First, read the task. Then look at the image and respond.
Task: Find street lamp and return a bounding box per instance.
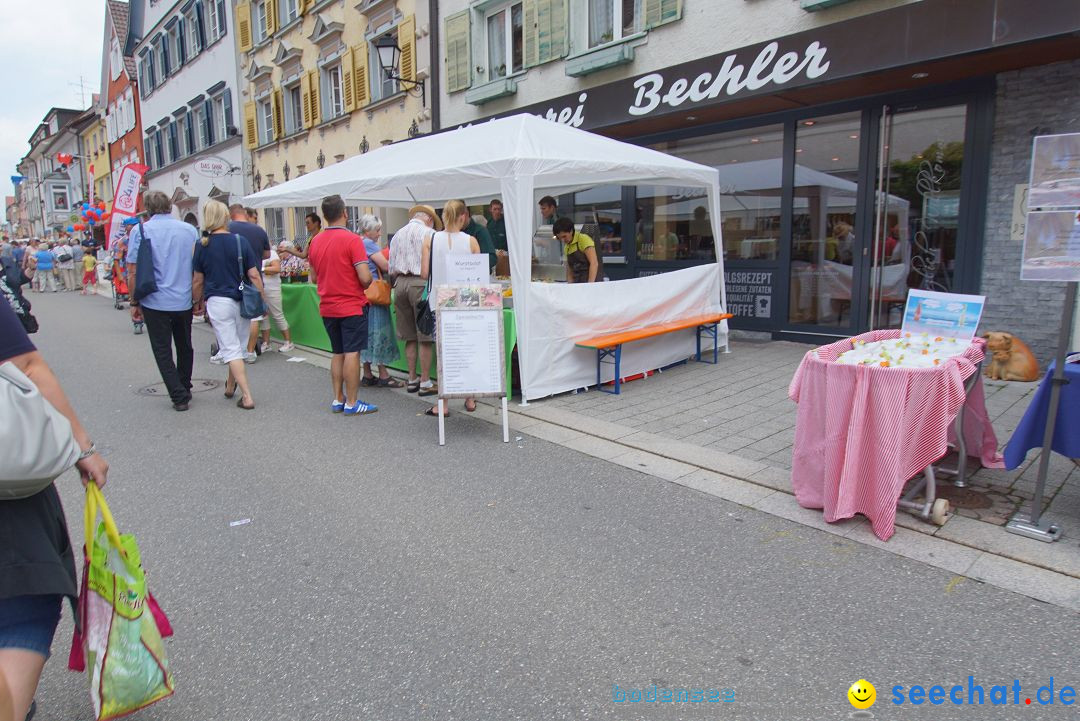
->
[374,34,426,107]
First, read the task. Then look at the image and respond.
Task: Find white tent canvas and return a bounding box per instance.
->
[245,114,729,401]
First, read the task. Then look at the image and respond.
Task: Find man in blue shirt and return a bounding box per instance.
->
[228,204,271,362]
[126,191,199,411]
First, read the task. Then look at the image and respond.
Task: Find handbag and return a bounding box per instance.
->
[131,220,159,302]
[57,252,73,263]
[415,274,435,337]
[0,360,80,499]
[69,483,175,720]
[364,265,391,306]
[236,235,267,319]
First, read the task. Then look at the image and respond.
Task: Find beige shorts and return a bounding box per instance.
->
[393,275,431,342]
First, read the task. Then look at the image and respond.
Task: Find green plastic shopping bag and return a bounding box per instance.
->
[68,483,175,720]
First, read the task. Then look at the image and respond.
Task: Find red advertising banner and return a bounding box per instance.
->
[105,163,148,249]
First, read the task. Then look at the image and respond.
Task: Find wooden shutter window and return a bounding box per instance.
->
[243,101,257,149]
[237,2,253,52]
[300,72,312,128]
[353,45,369,108]
[265,0,279,37]
[272,89,284,139]
[528,0,566,67]
[444,11,471,93]
[644,0,681,29]
[342,46,356,112]
[307,70,321,126]
[398,14,416,83]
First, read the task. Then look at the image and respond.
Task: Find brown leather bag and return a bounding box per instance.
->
[364,266,391,306]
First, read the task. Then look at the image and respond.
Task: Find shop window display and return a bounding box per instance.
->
[570,185,622,257]
[650,124,783,262]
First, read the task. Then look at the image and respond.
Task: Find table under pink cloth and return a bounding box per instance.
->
[788,330,1004,540]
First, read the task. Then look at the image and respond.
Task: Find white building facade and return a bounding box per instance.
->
[134,0,244,223]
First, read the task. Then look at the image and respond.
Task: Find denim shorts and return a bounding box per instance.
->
[0,595,64,658]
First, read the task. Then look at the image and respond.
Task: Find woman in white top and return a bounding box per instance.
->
[420,199,482,416]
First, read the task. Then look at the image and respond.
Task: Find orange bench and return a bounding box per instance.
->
[575,313,733,394]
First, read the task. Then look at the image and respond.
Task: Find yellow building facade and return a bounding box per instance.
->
[81,115,113,204]
[236,0,432,243]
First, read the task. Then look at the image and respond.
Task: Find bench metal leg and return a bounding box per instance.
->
[596,345,623,395]
[696,323,720,364]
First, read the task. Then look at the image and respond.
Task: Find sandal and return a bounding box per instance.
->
[361,376,378,387]
[377,377,405,388]
[417,385,438,397]
[406,380,420,393]
[424,406,449,417]
[224,379,236,399]
[237,397,255,410]
[464,399,477,412]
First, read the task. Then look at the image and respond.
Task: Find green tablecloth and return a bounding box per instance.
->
[275,282,517,389]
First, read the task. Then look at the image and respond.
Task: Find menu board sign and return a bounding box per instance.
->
[435,286,506,398]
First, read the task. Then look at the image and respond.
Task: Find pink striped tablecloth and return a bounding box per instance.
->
[788,330,1004,540]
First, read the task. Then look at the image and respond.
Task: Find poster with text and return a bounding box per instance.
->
[901,289,985,343]
[436,308,505,397]
[1028,133,1080,210]
[1021,210,1080,282]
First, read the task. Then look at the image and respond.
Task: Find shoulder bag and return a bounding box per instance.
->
[364,264,391,306]
[0,361,80,499]
[236,235,267,319]
[132,220,159,302]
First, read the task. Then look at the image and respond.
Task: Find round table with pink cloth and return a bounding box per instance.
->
[788,330,1004,540]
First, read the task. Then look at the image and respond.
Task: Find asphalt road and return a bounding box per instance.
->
[24,289,1080,721]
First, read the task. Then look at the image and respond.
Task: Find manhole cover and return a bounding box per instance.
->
[136,378,221,397]
[935,485,994,510]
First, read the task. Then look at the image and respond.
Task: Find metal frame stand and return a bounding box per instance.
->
[695,322,721,365]
[1006,281,1076,543]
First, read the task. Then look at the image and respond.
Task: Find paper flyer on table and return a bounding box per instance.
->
[900,289,985,343]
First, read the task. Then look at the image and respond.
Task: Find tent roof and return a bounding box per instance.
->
[244,113,719,208]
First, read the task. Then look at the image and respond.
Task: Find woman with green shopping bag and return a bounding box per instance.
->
[0,299,109,721]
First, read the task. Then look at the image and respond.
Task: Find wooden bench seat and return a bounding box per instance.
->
[575,312,733,394]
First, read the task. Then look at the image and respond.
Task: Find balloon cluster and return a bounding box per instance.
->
[67,201,111,234]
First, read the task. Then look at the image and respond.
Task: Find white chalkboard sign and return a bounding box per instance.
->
[436,307,505,398]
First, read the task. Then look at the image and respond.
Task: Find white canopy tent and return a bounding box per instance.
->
[244,114,729,401]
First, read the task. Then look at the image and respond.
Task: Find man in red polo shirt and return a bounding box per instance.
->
[307,194,377,415]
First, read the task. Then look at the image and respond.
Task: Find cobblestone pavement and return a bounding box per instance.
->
[537,337,1080,541]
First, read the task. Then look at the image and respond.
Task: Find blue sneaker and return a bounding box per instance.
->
[330,399,345,413]
[344,400,378,415]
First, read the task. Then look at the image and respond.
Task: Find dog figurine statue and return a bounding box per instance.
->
[982,331,1040,382]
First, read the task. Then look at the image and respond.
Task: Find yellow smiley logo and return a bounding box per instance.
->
[848,679,876,709]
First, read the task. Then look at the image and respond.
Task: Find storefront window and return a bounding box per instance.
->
[650,124,783,262]
[634,186,714,262]
[788,111,862,326]
[571,185,622,256]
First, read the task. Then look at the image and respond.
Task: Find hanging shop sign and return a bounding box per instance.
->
[192,156,232,178]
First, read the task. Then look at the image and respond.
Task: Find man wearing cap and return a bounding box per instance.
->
[387,204,442,395]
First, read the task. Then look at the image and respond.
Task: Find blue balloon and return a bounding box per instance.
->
[66,225,75,232]
[88,219,95,226]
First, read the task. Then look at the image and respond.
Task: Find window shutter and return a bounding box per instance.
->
[177,19,187,65]
[342,48,356,111]
[237,2,253,51]
[204,98,215,144]
[244,101,258,148]
[265,0,278,36]
[272,89,284,138]
[307,69,321,126]
[398,14,416,83]
[644,0,681,29]
[525,0,566,67]
[353,44,369,108]
[444,11,471,93]
[223,88,234,134]
[300,71,312,128]
[195,2,207,49]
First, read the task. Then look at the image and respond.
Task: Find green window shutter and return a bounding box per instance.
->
[644,0,681,29]
[524,0,567,68]
[444,11,471,93]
